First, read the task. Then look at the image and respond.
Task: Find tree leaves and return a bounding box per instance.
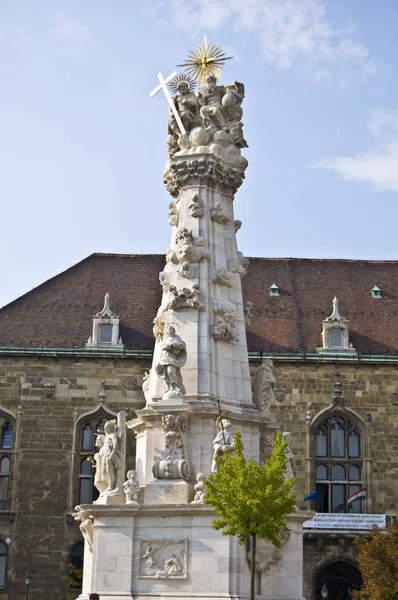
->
[204,431,296,548]
[353,524,398,600]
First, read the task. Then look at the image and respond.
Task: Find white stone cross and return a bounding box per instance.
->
[150,71,187,137]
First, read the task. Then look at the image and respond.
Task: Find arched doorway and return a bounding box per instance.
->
[315,560,362,600]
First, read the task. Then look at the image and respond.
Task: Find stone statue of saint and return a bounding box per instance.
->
[155,325,187,399]
[93,434,107,494]
[94,412,126,502]
[198,74,228,129]
[123,470,140,504]
[282,432,294,481]
[211,419,235,472]
[252,358,278,417]
[169,81,202,136]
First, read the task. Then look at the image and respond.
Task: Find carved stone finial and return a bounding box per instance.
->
[96,292,117,318]
[326,297,348,323]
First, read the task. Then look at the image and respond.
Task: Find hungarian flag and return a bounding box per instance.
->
[348,488,366,504]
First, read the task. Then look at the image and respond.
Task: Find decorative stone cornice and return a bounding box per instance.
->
[163,156,245,197]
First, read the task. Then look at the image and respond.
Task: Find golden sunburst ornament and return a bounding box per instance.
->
[169,72,197,95]
[178,36,233,85]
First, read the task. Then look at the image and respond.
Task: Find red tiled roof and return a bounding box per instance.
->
[0,253,397,354]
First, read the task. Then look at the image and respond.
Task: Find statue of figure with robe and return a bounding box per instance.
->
[198,74,228,129]
[155,325,187,399]
[94,412,126,502]
[169,80,202,136]
[211,419,235,472]
[252,358,278,418]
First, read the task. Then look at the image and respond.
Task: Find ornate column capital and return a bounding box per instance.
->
[164,156,246,197]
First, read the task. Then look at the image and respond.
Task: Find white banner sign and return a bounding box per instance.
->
[303,513,386,530]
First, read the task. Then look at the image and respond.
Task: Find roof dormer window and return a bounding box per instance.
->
[317,297,356,355]
[85,293,124,350]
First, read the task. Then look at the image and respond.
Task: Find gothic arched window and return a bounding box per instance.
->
[78,416,111,505]
[0,417,14,507]
[315,414,363,513]
[1,424,12,450]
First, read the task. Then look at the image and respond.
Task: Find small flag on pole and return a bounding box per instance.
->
[303,490,320,501]
[348,488,366,505]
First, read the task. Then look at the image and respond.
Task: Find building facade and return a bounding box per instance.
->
[0,253,396,600]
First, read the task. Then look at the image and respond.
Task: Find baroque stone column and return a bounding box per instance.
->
[129,75,271,496]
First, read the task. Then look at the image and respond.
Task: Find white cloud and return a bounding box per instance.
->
[51,11,90,57]
[314,109,398,192]
[164,0,388,85]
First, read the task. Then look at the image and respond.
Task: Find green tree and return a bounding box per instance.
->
[352,523,398,600]
[204,430,296,600]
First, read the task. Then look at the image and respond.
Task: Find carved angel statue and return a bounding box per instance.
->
[188,194,203,217]
[252,359,279,417]
[93,434,107,494]
[94,412,126,501]
[77,509,94,552]
[123,469,140,504]
[211,419,235,472]
[191,472,206,504]
[155,325,187,399]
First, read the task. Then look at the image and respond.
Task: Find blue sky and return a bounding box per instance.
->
[1,0,398,307]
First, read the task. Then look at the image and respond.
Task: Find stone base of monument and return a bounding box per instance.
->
[94,493,125,506]
[75,503,310,600]
[144,480,192,504]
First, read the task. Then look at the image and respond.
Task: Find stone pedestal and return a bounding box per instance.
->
[76,505,310,600]
[144,480,192,504]
[94,493,125,506]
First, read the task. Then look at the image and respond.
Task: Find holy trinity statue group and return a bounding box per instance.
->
[167,74,247,159]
